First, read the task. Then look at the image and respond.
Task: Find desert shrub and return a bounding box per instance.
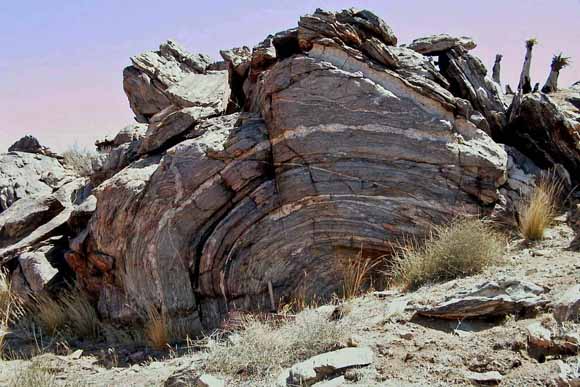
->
[391,217,505,290]
[203,309,350,381]
[518,174,564,240]
[61,145,100,177]
[340,250,384,299]
[30,290,99,339]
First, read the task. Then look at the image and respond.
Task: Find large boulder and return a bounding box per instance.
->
[123,40,230,123]
[0,152,72,212]
[8,135,59,158]
[71,9,508,330]
[503,89,580,184]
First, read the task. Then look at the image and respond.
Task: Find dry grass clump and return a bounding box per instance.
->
[1,271,24,352]
[391,217,505,290]
[518,174,564,241]
[31,290,99,339]
[203,309,350,381]
[144,307,170,349]
[340,249,384,300]
[61,145,100,177]
[8,361,58,387]
[7,357,87,387]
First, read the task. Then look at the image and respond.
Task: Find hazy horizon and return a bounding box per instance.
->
[1,0,579,152]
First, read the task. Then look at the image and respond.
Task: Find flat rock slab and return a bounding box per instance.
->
[407,34,476,56]
[464,370,503,385]
[164,369,224,387]
[416,280,548,319]
[279,347,373,386]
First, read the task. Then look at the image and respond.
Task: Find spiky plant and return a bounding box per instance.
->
[526,38,538,48]
[542,53,571,94]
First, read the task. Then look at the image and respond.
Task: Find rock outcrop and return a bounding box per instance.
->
[123,40,229,123]
[61,8,512,331]
[407,34,476,56]
[6,8,576,338]
[8,135,59,158]
[438,48,507,137]
[0,151,73,212]
[503,88,580,183]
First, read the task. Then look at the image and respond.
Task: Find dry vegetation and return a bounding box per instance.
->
[340,250,384,300]
[0,271,24,353]
[390,217,505,290]
[203,309,350,382]
[518,174,564,240]
[61,145,100,177]
[8,361,59,387]
[144,307,170,350]
[30,290,100,339]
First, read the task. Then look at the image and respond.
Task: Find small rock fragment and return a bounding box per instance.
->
[552,284,580,322]
[464,370,503,385]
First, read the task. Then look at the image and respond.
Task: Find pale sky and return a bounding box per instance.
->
[1,0,579,152]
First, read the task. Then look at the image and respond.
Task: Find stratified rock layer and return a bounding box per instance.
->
[65,9,510,331]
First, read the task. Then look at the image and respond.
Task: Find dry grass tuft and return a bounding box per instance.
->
[391,217,505,290]
[7,358,87,387]
[340,250,384,300]
[8,362,59,387]
[203,309,350,381]
[518,174,564,241]
[31,290,99,339]
[61,145,100,177]
[1,271,24,353]
[145,307,170,350]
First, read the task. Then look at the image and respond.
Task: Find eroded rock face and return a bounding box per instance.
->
[71,8,510,331]
[439,48,507,137]
[0,152,72,212]
[75,113,270,328]
[123,40,229,123]
[503,89,580,183]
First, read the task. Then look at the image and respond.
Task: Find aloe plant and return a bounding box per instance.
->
[517,38,538,94]
[541,53,571,93]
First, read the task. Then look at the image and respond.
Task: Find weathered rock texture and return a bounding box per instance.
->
[123,40,229,123]
[8,8,575,335]
[407,34,476,56]
[0,151,72,212]
[59,8,513,331]
[416,280,548,319]
[504,88,580,183]
[438,48,507,137]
